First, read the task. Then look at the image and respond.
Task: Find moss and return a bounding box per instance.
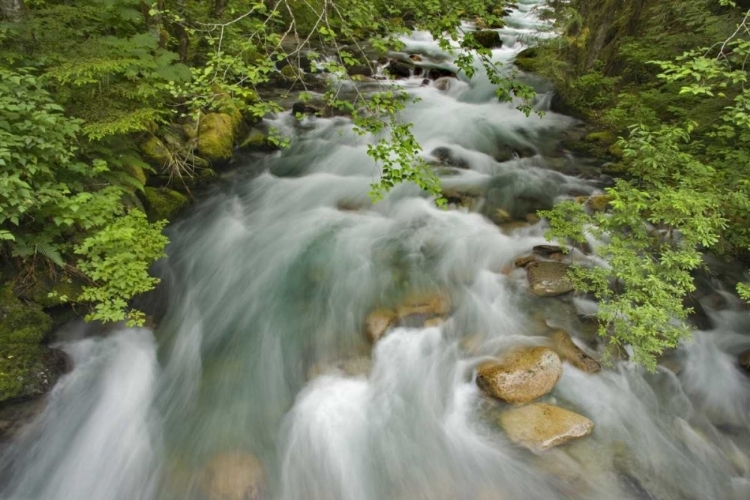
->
[471,30,502,49]
[0,344,65,403]
[16,278,83,309]
[142,187,190,222]
[197,113,236,165]
[514,57,537,72]
[0,287,52,345]
[280,64,302,81]
[125,164,148,186]
[585,131,617,143]
[141,135,171,169]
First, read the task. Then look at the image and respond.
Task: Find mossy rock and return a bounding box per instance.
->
[16,277,83,309]
[0,287,52,345]
[470,30,503,49]
[141,135,171,169]
[280,64,302,81]
[585,131,617,144]
[197,113,236,166]
[142,187,190,222]
[125,164,149,186]
[514,57,537,72]
[0,344,67,404]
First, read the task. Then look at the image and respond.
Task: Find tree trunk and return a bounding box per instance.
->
[0,0,26,22]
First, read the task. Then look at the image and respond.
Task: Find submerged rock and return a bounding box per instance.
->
[527,262,574,297]
[364,291,451,343]
[551,330,600,373]
[200,451,265,500]
[307,356,372,380]
[739,350,750,372]
[498,403,594,451]
[365,308,397,343]
[476,346,563,404]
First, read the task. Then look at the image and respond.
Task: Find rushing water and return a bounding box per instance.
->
[3,1,750,499]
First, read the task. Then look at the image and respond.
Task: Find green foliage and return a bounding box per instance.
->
[75,210,168,326]
[541,3,750,368]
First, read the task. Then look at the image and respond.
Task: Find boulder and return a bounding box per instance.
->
[141,187,190,222]
[291,102,320,117]
[551,330,600,373]
[427,67,456,80]
[532,245,565,256]
[200,452,265,500]
[396,291,451,319]
[0,287,66,404]
[141,135,171,169]
[365,308,397,343]
[240,130,279,153]
[470,30,503,49]
[575,194,611,213]
[197,113,238,166]
[498,403,594,451]
[0,345,68,404]
[430,147,469,169]
[348,64,373,78]
[476,346,563,404]
[527,262,574,297]
[739,350,750,372]
[514,255,537,268]
[386,60,413,79]
[365,291,451,342]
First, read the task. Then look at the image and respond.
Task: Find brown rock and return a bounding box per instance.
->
[396,291,451,319]
[525,213,541,224]
[424,317,445,328]
[551,330,600,373]
[514,255,537,268]
[739,350,750,372]
[476,347,563,404]
[365,308,397,343]
[533,245,565,256]
[498,403,594,451]
[200,452,265,500]
[527,262,574,297]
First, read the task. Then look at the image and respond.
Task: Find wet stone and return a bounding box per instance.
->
[527,262,574,297]
[498,403,594,451]
[551,330,600,373]
[476,346,563,404]
[200,452,265,500]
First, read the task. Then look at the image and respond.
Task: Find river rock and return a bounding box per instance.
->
[476,346,563,404]
[307,356,372,380]
[430,147,469,169]
[365,308,396,343]
[527,262,574,297]
[498,403,594,451]
[533,245,565,256]
[514,255,537,268]
[200,451,265,500]
[469,30,503,49]
[396,291,451,319]
[739,350,750,372]
[551,330,600,373]
[198,112,240,166]
[386,60,413,79]
[427,67,456,80]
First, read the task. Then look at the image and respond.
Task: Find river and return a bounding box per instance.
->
[1,1,749,499]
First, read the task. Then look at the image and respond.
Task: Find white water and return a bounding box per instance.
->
[2,2,750,499]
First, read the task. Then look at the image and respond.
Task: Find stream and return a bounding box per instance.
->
[2,1,750,499]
